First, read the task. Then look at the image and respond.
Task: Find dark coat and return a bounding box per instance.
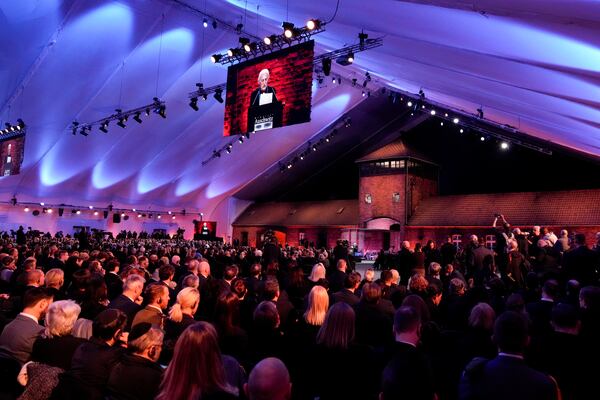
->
[109,295,142,331]
[382,342,436,400]
[31,335,87,370]
[0,314,44,365]
[106,353,163,400]
[331,288,359,306]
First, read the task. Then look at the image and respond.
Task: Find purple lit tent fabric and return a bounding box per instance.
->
[0,0,598,232]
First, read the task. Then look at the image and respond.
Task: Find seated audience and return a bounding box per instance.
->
[131,283,169,329]
[109,274,145,330]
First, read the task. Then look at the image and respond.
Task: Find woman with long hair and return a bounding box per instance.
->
[307,263,328,290]
[214,292,249,365]
[156,322,238,400]
[79,276,109,320]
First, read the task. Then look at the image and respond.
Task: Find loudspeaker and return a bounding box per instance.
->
[58,208,64,217]
[113,213,121,223]
[103,211,108,219]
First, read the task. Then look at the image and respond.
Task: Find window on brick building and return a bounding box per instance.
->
[299,232,306,243]
[451,234,462,248]
[485,234,496,250]
[392,192,400,203]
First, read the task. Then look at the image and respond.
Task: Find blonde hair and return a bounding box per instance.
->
[308,263,326,282]
[169,287,200,322]
[304,285,329,326]
[45,300,81,338]
[45,268,64,288]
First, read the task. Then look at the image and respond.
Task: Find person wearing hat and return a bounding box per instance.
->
[107,322,165,400]
[55,309,127,400]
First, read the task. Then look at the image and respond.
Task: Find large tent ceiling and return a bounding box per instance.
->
[1,0,598,218]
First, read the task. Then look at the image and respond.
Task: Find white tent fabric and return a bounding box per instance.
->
[1,0,599,224]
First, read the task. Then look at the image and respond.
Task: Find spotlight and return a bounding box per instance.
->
[300,154,304,160]
[157,215,162,219]
[47,208,53,214]
[306,19,321,30]
[239,37,250,48]
[138,214,142,218]
[172,216,176,220]
[80,125,91,136]
[24,207,29,212]
[238,136,244,144]
[287,162,292,169]
[213,150,221,158]
[158,104,166,118]
[201,93,208,101]
[244,132,251,140]
[76,210,81,215]
[168,211,172,215]
[282,22,294,38]
[100,121,109,133]
[212,19,217,29]
[419,89,425,100]
[453,118,460,124]
[477,107,484,119]
[312,145,318,152]
[108,203,113,211]
[358,31,368,48]
[94,211,99,216]
[460,129,464,133]
[430,110,436,116]
[407,101,413,107]
[132,208,136,212]
[189,97,199,111]
[362,91,366,97]
[351,78,357,87]
[17,119,25,130]
[203,18,208,28]
[182,209,186,216]
[71,121,79,136]
[225,144,232,154]
[145,108,151,116]
[227,48,234,57]
[32,210,40,216]
[121,213,126,217]
[332,77,336,84]
[214,88,224,103]
[264,34,277,45]
[344,117,352,128]
[480,136,485,141]
[40,202,45,206]
[325,136,330,142]
[236,23,244,34]
[133,112,143,123]
[321,58,332,76]
[500,142,509,150]
[244,42,256,52]
[210,54,222,63]
[440,122,444,126]
[347,52,354,63]
[10,196,16,206]
[117,117,126,129]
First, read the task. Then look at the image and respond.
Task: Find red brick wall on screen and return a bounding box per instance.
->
[224,42,313,136]
[0,136,25,176]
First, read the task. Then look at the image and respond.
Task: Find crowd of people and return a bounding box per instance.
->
[0,221,598,399]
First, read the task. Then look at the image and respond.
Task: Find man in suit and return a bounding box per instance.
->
[563,233,599,286]
[104,260,123,301]
[109,274,145,330]
[353,283,394,348]
[381,306,436,400]
[157,264,176,306]
[245,357,291,400]
[132,284,168,329]
[250,68,279,108]
[526,279,559,338]
[0,287,52,365]
[328,259,348,293]
[264,279,295,332]
[459,311,558,400]
[331,271,360,306]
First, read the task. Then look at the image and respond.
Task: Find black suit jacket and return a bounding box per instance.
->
[328,270,347,293]
[459,355,557,400]
[382,342,436,400]
[31,335,87,370]
[106,353,163,400]
[105,273,123,301]
[563,246,599,285]
[331,288,359,306]
[109,294,141,330]
[250,86,278,107]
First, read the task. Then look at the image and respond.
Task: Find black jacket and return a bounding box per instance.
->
[106,353,163,400]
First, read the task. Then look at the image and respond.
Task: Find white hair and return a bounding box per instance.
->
[308,263,326,282]
[123,274,146,291]
[258,68,270,82]
[198,260,210,277]
[45,300,81,338]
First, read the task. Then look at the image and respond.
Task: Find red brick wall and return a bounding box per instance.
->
[224,42,314,136]
[0,136,25,176]
[359,175,406,224]
[407,175,438,219]
[232,226,346,249]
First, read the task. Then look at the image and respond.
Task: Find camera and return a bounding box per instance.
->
[494,213,501,218]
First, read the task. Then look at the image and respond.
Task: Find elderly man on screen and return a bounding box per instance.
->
[250,68,279,107]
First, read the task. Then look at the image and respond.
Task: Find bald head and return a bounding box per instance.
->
[246,358,291,400]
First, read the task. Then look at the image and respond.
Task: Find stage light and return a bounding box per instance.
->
[236,23,244,34]
[480,136,485,141]
[81,125,91,136]
[362,91,366,97]
[94,211,99,216]
[32,210,40,216]
[440,122,444,126]
[287,162,292,169]
[168,211,172,215]
[40,202,45,206]
[332,77,336,84]
[430,110,436,116]
[244,42,256,52]
[172,216,176,220]
[351,78,357,87]
[244,132,251,140]
[100,121,109,133]
[358,31,368,48]
[47,208,53,214]
[133,112,142,123]
[117,117,126,128]
[145,108,151,116]
[157,104,166,118]
[325,136,330,142]
[419,89,425,100]
[225,144,232,154]
[71,121,79,136]
[407,101,413,107]
[214,88,224,103]
[24,207,29,212]
[76,210,81,215]
[300,154,304,160]
[239,37,250,48]
[138,214,142,218]
[264,34,277,45]
[17,119,25,130]
[477,107,484,119]
[121,213,125,217]
[312,145,317,152]
[238,136,244,144]
[203,18,208,28]
[453,118,460,124]
[306,19,321,30]
[189,97,199,111]
[347,52,354,63]
[344,117,352,128]
[213,150,221,158]
[460,129,464,133]
[157,215,162,219]
[282,22,294,38]
[500,142,509,150]
[363,72,371,87]
[227,48,234,57]
[132,208,136,212]
[210,54,222,63]
[201,93,208,101]
[321,58,332,76]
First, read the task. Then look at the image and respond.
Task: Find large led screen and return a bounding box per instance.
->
[223,40,314,136]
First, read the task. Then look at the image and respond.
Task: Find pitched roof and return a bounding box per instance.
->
[408,189,600,227]
[356,140,434,164]
[233,200,358,227]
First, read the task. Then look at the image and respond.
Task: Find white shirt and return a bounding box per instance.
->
[19,312,38,324]
[498,352,524,360]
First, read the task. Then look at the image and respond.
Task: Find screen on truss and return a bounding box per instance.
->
[0,134,25,177]
[223,40,314,136]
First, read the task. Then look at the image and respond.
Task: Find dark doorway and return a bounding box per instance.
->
[317,230,327,248]
[383,231,391,251]
[241,231,249,246]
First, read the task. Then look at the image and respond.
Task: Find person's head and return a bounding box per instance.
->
[223,265,238,282]
[468,302,496,332]
[361,282,382,304]
[250,263,262,277]
[316,302,355,350]
[513,227,522,236]
[45,300,81,338]
[159,265,175,281]
[157,322,230,400]
[245,357,291,400]
[308,263,326,282]
[1,256,15,270]
[263,278,280,301]
[469,234,478,245]
[381,270,394,285]
[493,311,529,354]
[533,225,541,235]
[106,259,120,273]
[145,283,170,310]
[128,322,164,362]
[560,229,568,238]
[86,276,108,304]
[258,68,270,91]
[579,285,600,310]
[92,309,127,344]
[183,274,200,289]
[58,250,69,262]
[169,287,200,322]
[551,303,580,335]
[364,268,375,282]
[26,269,45,287]
[215,292,241,332]
[336,259,347,272]
[401,294,430,323]
[304,285,329,326]
[505,293,526,313]
[45,268,64,289]
[449,278,466,296]
[409,274,429,294]
[170,255,180,266]
[344,271,361,291]
[23,257,36,271]
[253,301,280,331]
[231,278,247,298]
[123,274,145,298]
[393,306,421,344]
[575,233,587,246]
[198,260,210,277]
[541,279,560,301]
[401,241,410,250]
[428,262,441,276]
[23,287,53,319]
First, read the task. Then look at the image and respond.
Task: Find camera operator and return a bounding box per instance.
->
[492,214,512,272]
[512,228,529,258]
